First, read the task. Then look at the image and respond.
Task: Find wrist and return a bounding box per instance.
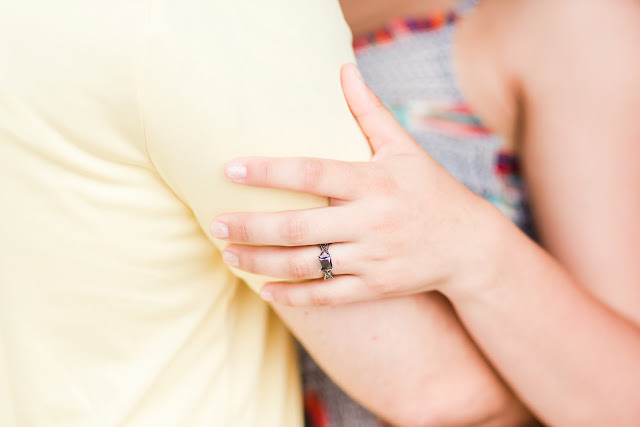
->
[443,196,527,304]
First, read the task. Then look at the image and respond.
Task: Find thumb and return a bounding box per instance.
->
[341,63,417,156]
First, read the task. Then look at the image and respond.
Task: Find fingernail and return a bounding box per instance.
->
[260,289,274,302]
[350,64,364,83]
[225,163,247,181]
[210,221,229,238]
[222,250,239,267]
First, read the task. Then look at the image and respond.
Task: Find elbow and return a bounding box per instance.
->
[380,374,534,427]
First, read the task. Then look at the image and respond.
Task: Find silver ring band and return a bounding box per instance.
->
[318,244,334,280]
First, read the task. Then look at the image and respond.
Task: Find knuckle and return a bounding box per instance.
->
[301,158,324,192]
[281,214,309,244]
[369,275,396,296]
[358,97,386,121]
[308,288,332,307]
[257,158,273,184]
[364,244,392,263]
[239,250,258,274]
[367,171,399,196]
[287,256,311,280]
[370,210,402,234]
[342,164,364,198]
[236,220,251,243]
[273,288,294,307]
[371,97,387,113]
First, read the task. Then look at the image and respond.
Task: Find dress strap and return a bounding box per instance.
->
[455,0,482,17]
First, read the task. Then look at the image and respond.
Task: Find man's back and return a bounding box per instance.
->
[0,1,370,425]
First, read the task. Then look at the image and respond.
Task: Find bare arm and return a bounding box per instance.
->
[141,1,529,423]
[211,1,640,424]
[276,294,528,426]
[221,66,532,426]
[446,0,640,424]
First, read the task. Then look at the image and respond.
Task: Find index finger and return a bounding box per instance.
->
[224,156,364,200]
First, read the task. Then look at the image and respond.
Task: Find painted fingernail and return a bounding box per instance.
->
[222,250,239,267]
[260,288,274,302]
[210,221,229,238]
[225,162,247,181]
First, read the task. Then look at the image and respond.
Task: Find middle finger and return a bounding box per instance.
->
[212,206,357,246]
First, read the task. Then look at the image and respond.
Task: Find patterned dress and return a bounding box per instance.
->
[302,0,533,425]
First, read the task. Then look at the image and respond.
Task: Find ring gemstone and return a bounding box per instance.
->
[318,244,334,280]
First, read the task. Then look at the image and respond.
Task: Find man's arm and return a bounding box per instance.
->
[138,1,527,424]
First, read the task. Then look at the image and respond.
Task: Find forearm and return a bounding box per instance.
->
[274,293,532,426]
[448,216,640,426]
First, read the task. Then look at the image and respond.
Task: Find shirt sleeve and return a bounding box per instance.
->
[138,0,372,292]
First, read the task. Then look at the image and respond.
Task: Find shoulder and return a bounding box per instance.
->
[505,0,640,101]
[506,0,640,52]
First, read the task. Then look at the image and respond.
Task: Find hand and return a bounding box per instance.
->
[210,64,499,306]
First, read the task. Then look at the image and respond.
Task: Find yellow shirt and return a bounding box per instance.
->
[0,1,370,426]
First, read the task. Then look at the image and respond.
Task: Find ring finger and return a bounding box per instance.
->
[222,243,361,281]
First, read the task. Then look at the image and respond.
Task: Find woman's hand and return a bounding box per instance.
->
[211,64,500,306]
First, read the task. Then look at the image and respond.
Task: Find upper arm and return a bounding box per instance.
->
[138,0,371,292]
[136,3,521,424]
[515,0,640,322]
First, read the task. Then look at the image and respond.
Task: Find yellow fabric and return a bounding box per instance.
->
[0,1,371,426]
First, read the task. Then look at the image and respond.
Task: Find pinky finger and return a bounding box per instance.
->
[259,276,377,307]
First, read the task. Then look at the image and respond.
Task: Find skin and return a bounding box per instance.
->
[230,66,532,427]
[339,0,459,35]
[213,0,640,425]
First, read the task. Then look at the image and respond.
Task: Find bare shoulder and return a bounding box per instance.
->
[507,0,640,100]
[509,0,640,54]
[504,0,640,321]
[455,0,640,147]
